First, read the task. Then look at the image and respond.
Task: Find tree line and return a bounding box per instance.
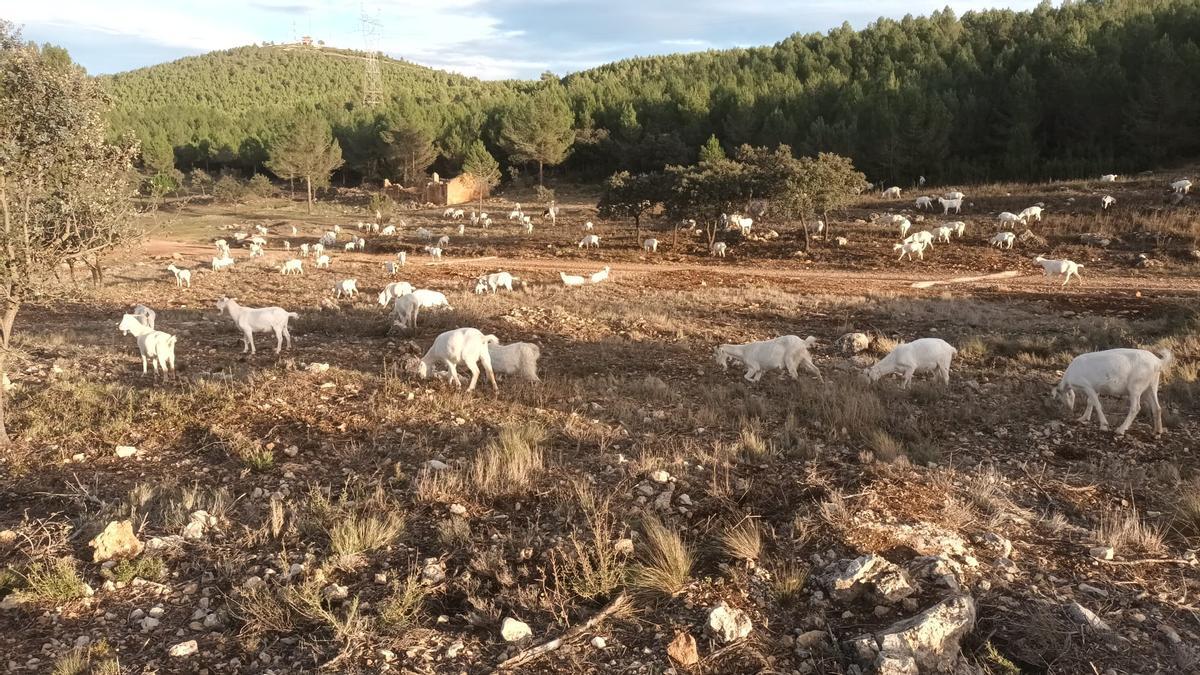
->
[103,0,1200,189]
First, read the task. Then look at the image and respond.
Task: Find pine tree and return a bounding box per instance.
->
[381,120,438,186]
[698,135,725,163]
[499,85,576,186]
[266,115,344,212]
[460,140,500,211]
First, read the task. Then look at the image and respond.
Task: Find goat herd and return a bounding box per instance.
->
[112,181,1180,437]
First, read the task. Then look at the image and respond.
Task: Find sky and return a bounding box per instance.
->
[6,0,1046,80]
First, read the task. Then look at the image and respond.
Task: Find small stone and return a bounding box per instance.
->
[378,648,396,662]
[203,612,222,629]
[1089,546,1114,561]
[115,445,138,458]
[424,460,450,471]
[243,576,265,590]
[501,617,532,642]
[446,640,464,658]
[706,602,753,644]
[374,572,388,585]
[614,539,634,555]
[1066,602,1110,632]
[322,584,348,602]
[668,631,699,666]
[129,608,145,621]
[650,470,671,483]
[140,617,160,632]
[796,630,826,649]
[148,606,165,619]
[168,640,198,657]
[1159,624,1182,644]
[89,521,143,562]
[284,445,299,457]
[421,559,445,584]
[449,503,467,516]
[591,636,607,649]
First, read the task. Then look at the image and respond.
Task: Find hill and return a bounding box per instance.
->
[102,0,1200,183]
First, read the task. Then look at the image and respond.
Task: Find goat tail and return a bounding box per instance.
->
[1157,348,1175,370]
[483,334,500,346]
[167,336,178,349]
[288,312,300,320]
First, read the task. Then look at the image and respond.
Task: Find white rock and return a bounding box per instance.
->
[501,617,532,642]
[705,602,753,644]
[323,584,349,602]
[1066,602,1110,632]
[168,640,198,657]
[115,445,138,458]
[421,559,446,584]
[446,640,464,658]
[148,606,165,618]
[1089,546,1114,561]
[140,617,160,632]
[591,636,607,649]
[449,503,467,515]
[650,470,671,483]
[847,595,976,672]
[424,460,450,471]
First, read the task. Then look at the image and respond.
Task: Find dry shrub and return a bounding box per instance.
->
[1175,479,1200,536]
[718,518,763,563]
[771,560,809,603]
[1095,507,1166,555]
[810,376,885,439]
[818,491,853,533]
[231,586,296,641]
[327,510,405,557]
[629,516,693,597]
[867,429,904,462]
[471,423,547,497]
[551,483,628,602]
[378,571,426,633]
[15,556,86,604]
[739,426,775,460]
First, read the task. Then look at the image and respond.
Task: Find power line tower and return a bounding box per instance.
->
[360,4,383,107]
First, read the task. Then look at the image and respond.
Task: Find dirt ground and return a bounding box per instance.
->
[1,174,1199,674]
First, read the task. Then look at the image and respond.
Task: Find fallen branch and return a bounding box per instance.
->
[492,592,629,672]
[1095,557,1194,566]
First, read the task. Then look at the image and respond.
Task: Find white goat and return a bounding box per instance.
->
[894,240,928,261]
[417,328,498,392]
[947,221,967,237]
[643,238,659,253]
[713,335,821,383]
[1099,174,1117,182]
[943,191,965,200]
[118,313,176,379]
[396,251,407,265]
[933,226,953,243]
[897,218,912,239]
[333,279,359,298]
[383,262,400,275]
[904,230,934,248]
[416,227,433,240]
[320,232,337,246]
[487,341,541,382]
[437,235,450,247]
[211,256,234,271]
[1171,179,1192,194]
[589,266,611,284]
[443,207,455,217]
[560,272,586,287]
[215,297,298,355]
[378,281,415,306]
[299,243,311,257]
[711,242,727,257]
[1052,348,1172,436]
[938,197,962,214]
[882,186,902,199]
[1101,195,1116,209]
[131,304,156,330]
[915,196,933,210]
[425,246,443,259]
[990,232,1016,249]
[583,221,594,231]
[344,241,357,252]
[450,209,465,219]
[166,264,191,288]
[1018,205,1044,223]
[474,272,514,294]
[392,289,452,329]
[508,208,523,220]
[865,338,956,388]
[380,225,397,236]
[315,255,331,269]
[1033,256,1082,286]
[280,259,304,275]
[578,234,600,249]
[997,212,1022,228]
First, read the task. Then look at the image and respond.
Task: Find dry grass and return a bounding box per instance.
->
[51,643,119,675]
[771,560,809,603]
[718,517,763,563]
[327,510,405,557]
[15,557,87,605]
[738,426,775,460]
[867,429,904,462]
[1173,479,1200,537]
[111,556,166,584]
[552,483,628,602]
[378,571,426,633]
[470,423,547,497]
[231,586,296,641]
[1095,507,1166,555]
[629,516,693,597]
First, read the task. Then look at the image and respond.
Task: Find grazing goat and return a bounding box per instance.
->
[865,337,956,388]
[643,238,659,253]
[417,328,498,392]
[118,313,176,379]
[487,340,541,381]
[474,272,514,294]
[1171,179,1192,194]
[560,272,586,287]
[897,219,912,239]
[1033,256,1082,286]
[589,266,611,284]
[933,225,954,243]
[997,212,1022,228]
[333,279,359,299]
[882,186,902,199]
[1052,348,1172,436]
[1101,195,1116,209]
[938,197,962,214]
[894,240,928,261]
[1018,205,1044,223]
[578,234,600,249]
[437,235,450,247]
[166,264,191,288]
[344,241,357,252]
[943,191,965,200]
[299,243,310,257]
[392,289,452,329]
[711,242,727,257]
[378,281,415,306]
[1099,174,1117,182]
[211,256,234,271]
[915,196,933,210]
[990,232,1016,249]
[450,209,465,219]
[131,304,156,330]
[583,221,594,231]
[904,230,934,248]
[280,259,304,275]
[947,221,966,238]
[443,207,455,217]
[312,243,325,257]
[425,246,443,259]
[315,255,331,269]
[380,225,396,236]
[714,335,821,383]
[216,297,298,355]
[383,262,400,275]
[396,251,407,266]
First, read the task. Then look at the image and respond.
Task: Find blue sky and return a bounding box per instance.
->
[8,0,1045,79]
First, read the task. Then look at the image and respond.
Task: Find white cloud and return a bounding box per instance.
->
[8,1,260,51]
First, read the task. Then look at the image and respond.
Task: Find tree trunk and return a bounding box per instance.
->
[799,214,811,252]
[671,223,679,251]
[538,160,544,187]
[634,214,641,243]
[305,176,313,213]
[0,299,20,445]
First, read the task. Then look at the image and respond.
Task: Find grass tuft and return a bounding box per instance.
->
[470,423,547,497]
[17,557,87,605]
[378,571,426,633]
[629,516,693,597]
[718,518,763,563]
[111,556,167,584]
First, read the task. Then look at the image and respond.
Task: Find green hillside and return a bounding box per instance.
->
[101,0,1200,183]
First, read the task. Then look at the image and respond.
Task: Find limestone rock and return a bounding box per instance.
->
[114,445,138,458]
[823,554,916,604]
[501,617,532,642]
[706,602,752,644]
[89,521,143,563]
[667,631,699,666]
[168,640,198,657]
[1066,601,1110,632]
[846,595,977,673]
